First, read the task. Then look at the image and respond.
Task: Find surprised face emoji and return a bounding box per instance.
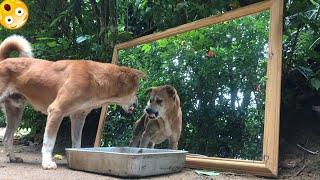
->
[0,0,29,30]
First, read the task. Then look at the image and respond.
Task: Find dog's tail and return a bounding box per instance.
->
[0,35,33,61]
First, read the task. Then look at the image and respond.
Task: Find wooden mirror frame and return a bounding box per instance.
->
[94,0,283,177]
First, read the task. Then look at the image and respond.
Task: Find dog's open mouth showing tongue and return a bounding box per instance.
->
[148,112,159,119]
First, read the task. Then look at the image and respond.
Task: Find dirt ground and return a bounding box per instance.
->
[1,127,320,180]
[0,144,265,180]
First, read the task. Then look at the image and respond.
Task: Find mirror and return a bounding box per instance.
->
[95,0,283,177]
[117,11,269,161]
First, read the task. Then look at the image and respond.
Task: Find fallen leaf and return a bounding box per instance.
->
[53,154,65,160]
[196,170,220,176]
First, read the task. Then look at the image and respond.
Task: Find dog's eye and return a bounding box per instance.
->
[156,99,162,104]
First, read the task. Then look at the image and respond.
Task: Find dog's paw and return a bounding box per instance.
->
[9,157,24,163]
[42,161,57,170]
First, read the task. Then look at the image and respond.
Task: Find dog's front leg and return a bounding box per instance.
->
[140,120,159,148]
[168,140,178,150]
[139,131,152,148]
[148,142,155,148]
[70,111,89,148]
[129,117,146,147]
[129,136,141,147]
[41,107,63,170]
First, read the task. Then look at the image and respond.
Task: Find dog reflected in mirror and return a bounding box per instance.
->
[129,85,182,149]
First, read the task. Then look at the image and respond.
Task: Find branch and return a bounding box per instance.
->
[295,164,307,176]
[89,0,101,36]
[89,0,100,18]
[297,144,319,155]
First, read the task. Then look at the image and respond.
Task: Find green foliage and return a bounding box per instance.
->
[283,0,320,90]
[0,111,5,127]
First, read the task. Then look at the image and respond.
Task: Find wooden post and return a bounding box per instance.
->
[94,105,108,147]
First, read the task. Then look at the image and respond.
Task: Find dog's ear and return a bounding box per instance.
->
[133,69,147,80]
[166,85,176,98]
[144,88,153,96]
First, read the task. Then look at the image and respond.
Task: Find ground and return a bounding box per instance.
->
[0,127,320,180]
[0,145,263,180]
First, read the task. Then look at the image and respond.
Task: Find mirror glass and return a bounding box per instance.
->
[102,11,270,161]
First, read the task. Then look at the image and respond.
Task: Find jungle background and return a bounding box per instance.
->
[0,0,320,178]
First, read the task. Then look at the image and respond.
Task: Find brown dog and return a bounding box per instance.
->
[129,85,182,149]
[0,35,146,169]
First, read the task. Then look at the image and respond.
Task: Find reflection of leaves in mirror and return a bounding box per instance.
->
[104,11,270,160]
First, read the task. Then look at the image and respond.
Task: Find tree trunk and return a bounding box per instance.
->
[108,0,117,48]
[89,0,101,38]
[100,0,106,45]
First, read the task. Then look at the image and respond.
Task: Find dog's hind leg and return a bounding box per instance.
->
[41,105,64,170]
[70,110,90,148]
[2,97,25,163]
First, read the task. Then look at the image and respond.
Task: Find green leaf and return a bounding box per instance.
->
[141,44,152,53]
[36,37,56,41]
[199,34,205,44]
[307,50,320,60]
[288,1,309,16]
[297,66,313,78]
[118,32,132,41]
[310,0,319,6]
[61,40,69,50]
[176,2,188,11]
[311,78,320,90]
[157,39,168,47]
[49,14,66,27]
[309,23,319,32]
[47,41,57,47]
[76,36,88,44]
[195,170,220,176]
[135,0,142,7]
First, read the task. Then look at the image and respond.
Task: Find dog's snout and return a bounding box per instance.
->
[145,108,153,114]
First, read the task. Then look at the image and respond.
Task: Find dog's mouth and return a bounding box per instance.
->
[147,112,159,119]
[127,105,135,114]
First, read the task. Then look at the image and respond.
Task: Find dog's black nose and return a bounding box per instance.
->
[145,108,153,114]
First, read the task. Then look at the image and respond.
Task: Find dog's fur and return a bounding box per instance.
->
[129,85,182,149]
[0,35,146,169]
